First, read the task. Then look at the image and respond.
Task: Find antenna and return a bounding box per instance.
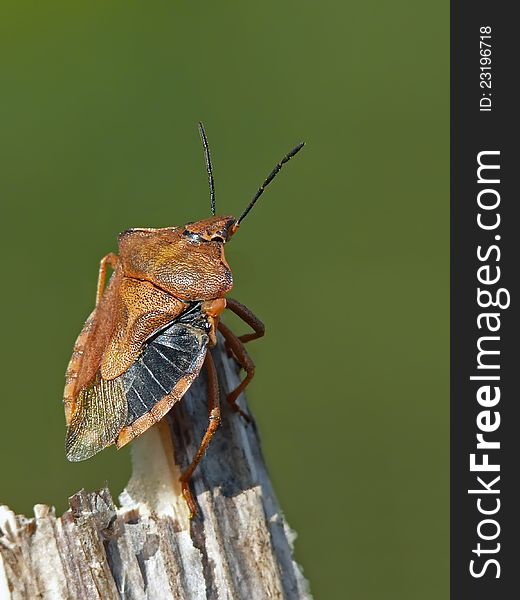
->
[198,122,216,215]
[236,141,305,226]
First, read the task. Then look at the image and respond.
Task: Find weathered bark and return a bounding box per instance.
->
[0,341,311,599]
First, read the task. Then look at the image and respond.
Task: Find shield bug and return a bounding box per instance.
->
[63,123,304,516]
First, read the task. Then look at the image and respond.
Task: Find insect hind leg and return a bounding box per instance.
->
[96,252,119,306]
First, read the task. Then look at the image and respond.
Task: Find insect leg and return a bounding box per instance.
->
[217,322,255,422]
[96,253,119,306]
[180,351,221,518]
[225,298,265,343]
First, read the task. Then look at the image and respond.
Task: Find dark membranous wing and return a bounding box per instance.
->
[120,303,210,425]
[65,303,210,461]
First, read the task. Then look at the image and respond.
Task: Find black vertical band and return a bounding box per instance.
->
[451,2,517,597]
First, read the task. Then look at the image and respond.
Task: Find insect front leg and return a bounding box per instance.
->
[217,321,255,422]
[225,298,265,344]
[96,252,119,306]
[180,351,221,518]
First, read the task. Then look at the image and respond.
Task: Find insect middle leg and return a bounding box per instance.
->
[217,321,255,422]
[180,351,221,518]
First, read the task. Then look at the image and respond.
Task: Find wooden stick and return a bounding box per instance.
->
[0,339,312,600]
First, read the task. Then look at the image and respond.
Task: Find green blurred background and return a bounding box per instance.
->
[0,1,448,598]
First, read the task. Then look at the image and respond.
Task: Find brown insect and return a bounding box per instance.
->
[63,123,304,516]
